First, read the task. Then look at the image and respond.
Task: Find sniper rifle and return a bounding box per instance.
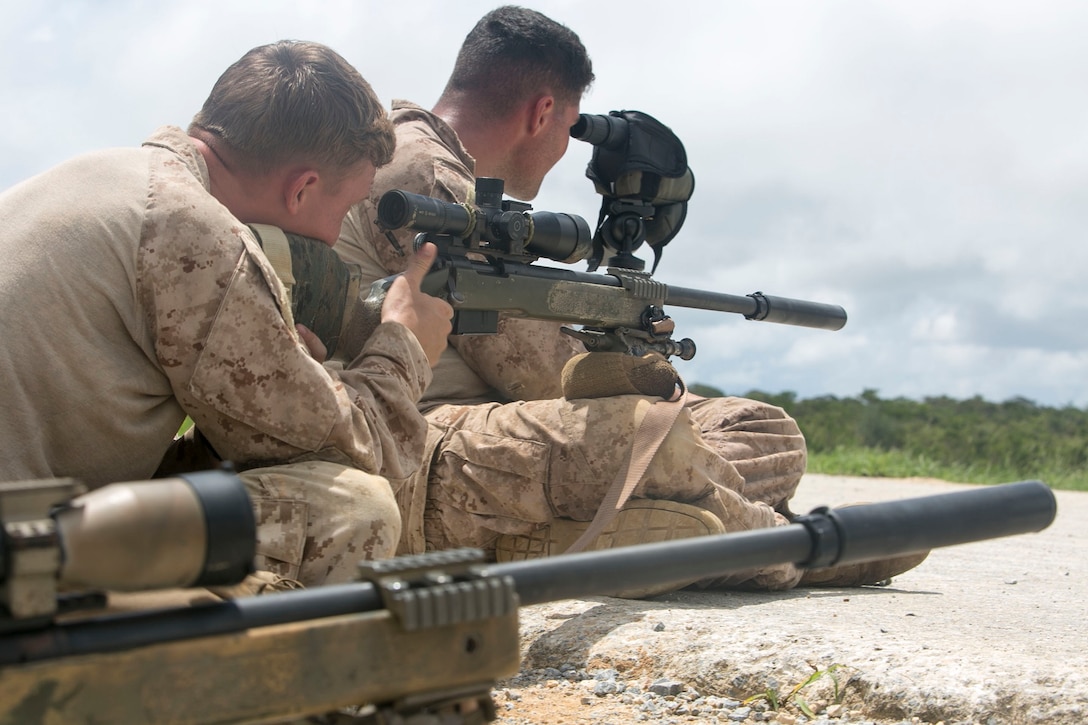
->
[367,177,847,361]
[250,110,844,362]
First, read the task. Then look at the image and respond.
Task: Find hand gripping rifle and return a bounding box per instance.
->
[0,475,1057,724]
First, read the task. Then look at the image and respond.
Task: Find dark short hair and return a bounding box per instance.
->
[443,6,594,113]
[189,40,394,175]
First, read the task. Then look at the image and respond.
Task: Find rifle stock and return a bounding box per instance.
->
[0,480,1057,724]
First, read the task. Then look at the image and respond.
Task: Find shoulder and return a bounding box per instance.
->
[377,101,475,201]
[374,144,468,200]
[141,126,208,185]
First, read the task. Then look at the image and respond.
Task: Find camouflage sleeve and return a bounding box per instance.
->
[148,215,431,481]
[338,145,474,277]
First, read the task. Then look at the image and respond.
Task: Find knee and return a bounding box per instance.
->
[696,396,804,439]
[330,468,403,562]
[240,462,402,585]
[755,400,803,438]
[301,467,401,585]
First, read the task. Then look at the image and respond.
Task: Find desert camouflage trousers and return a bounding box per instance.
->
[157,433,400,587]
[415,394,807,590]
[239,461,400,586]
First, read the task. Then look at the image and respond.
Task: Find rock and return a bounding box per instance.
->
[649,678,684,696]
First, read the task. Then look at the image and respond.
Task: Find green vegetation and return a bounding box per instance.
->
[744,663,853,717]
[689,385,1088,491]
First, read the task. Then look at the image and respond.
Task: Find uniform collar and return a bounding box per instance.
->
[141,126,211,190]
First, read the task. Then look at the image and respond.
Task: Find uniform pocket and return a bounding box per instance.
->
[439,429,553,521]
[250,497,308,580]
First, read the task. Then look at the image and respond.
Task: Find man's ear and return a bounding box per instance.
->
[283,169,321,215]
[526,94,556,138]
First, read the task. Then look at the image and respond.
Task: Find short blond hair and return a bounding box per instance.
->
[189,40,394,176]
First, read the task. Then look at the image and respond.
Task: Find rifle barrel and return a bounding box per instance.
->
[665,286,848,331]
[501,480,1054,604]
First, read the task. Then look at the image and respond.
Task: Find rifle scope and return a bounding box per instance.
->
[376,182,593,265]
[0,470,254,594]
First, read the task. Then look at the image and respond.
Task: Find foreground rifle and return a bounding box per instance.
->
[0,475,1057,724]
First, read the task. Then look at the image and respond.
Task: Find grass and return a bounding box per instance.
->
[808,446,1088,492]
[743,663,854,717]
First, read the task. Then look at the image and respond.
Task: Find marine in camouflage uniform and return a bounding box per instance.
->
[344,7,925,593]
[337,101,807,590]
[0,43,450,588]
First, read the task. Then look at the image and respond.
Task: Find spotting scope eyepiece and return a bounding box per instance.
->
[570,113,629,149]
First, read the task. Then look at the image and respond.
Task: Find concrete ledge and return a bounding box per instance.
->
[512,475,1085,724]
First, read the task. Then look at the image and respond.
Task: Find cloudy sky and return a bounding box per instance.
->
[4,1,1087,407]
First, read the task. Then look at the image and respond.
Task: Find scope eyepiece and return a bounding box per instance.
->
[570,113,629,150]
[377,190,474,238]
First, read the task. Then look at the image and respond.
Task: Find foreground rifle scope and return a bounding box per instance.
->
[377,178,593,265]
[0,470,254,621]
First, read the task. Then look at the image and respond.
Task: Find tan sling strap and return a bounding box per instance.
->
[563,384,688,554]
[248,223,297,330]
[248,223,296,291]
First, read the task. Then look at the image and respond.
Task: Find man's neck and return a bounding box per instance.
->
[191,133,274,223]
[433,97,516,179]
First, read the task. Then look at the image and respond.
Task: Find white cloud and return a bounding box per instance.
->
[911,312,959,344]
[3,0,1087,407]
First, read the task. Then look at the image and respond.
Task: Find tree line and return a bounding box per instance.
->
[689,385,1088,490]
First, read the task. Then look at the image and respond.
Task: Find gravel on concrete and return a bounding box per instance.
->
[496,474,1085,725]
